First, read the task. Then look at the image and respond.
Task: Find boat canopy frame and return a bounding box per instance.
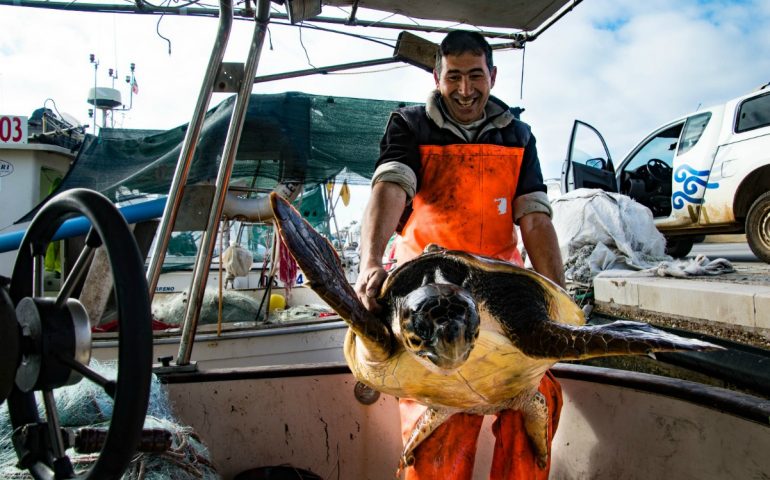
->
[134,0,585,366]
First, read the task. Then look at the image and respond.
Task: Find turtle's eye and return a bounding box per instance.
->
[405,334,424,349]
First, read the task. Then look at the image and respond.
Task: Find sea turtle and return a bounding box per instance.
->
[269,193,722,470]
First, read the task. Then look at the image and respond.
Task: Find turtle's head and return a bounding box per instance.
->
[397,283,480,373]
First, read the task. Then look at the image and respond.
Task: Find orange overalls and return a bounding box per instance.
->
[393,144,563,480]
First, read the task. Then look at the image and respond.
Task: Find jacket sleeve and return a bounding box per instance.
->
[376,112,421,180]
[514,131,547,198]
[513,131,552,223]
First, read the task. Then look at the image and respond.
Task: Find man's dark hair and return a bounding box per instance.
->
[435,30,494,74]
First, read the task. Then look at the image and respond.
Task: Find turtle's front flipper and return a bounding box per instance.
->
[270,193,392,357]
[521,391,550,469]
[399,407,453,475]
[521,319,724,360]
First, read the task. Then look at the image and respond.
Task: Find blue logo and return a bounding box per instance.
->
[672,164,719,209]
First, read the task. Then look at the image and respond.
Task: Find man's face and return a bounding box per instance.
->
[434,52,497,124]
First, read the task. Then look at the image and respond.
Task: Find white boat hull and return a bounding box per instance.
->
[92,286,348,369]
[160,363,770,479]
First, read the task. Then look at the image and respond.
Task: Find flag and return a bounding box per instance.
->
[340,179,350,206]
[131,77,139,95]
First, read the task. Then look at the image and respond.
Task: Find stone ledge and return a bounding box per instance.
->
[593,302,770,349]
[593,276,770,334]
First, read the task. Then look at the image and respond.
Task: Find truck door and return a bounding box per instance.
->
[665,112,717,225]
[561,120,616,194]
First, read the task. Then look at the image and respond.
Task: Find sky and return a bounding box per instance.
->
[1,0,769,227]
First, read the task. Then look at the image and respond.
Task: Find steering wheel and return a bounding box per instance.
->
[645,158,672,183]
[2,189,153,479]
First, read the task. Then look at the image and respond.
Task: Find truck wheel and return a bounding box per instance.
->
[665,236,695,258]
[746,191,770,263]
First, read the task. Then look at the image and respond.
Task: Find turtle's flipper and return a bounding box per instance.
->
[522,319,724,360]
[521,391,550,469]
[270,193,392,355]
[465,263,723,359]
[399,407,453,475]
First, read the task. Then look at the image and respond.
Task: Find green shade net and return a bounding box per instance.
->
[38,91,413,210]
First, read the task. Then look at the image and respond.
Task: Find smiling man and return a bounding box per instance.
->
[355,30,564,479]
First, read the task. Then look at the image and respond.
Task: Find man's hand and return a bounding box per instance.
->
[355,265,388,312]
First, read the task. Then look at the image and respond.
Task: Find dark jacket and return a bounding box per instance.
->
[376,92,547,197]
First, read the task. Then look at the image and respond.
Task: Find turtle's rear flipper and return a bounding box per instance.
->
[399,407,452,476]
[521,391,550,469]
[522,319,724,360]
[270,193,392,355]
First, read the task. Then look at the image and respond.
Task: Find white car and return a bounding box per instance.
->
[562,83,770,262]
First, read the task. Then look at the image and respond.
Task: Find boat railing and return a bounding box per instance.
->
[175,0,274,366]
[144,0,233,298]
[139,0,276,367]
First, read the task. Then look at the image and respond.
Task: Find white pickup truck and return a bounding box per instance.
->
[561,83,770,262]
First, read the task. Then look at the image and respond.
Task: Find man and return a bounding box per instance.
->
[355,30,565,479]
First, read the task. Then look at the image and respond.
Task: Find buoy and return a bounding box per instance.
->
[268,293,286,313]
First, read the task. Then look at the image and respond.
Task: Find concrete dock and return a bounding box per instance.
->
[592,260,770,347]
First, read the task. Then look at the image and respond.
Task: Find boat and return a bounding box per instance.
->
[1,1,769,479]
[1,92,379,370]
[0,108,85,278]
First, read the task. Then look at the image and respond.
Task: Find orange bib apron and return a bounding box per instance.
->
[393,143,562,479]
[394,144,525,265]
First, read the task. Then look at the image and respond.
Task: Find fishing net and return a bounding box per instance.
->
[153,287,265,325]
[0,360,220,479]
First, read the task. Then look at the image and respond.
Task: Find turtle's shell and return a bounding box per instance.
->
[343,249,584,412]
[270,192,719,416]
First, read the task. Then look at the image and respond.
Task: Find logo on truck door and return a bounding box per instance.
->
[672,164,719,209]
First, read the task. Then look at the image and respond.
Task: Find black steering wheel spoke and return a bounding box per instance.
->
[41,389,72,470]
[54,355,117,399]
[645,158,673,183]
[55,242,96,310]
[32,252,45,297]
[2,189,153,480]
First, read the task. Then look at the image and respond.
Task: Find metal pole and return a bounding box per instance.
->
[145,0,234,299]
[176,0,272,365]
[254,57,396,83]
[497,0,584,47]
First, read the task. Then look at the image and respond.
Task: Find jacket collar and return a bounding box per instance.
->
[425,90,515,140]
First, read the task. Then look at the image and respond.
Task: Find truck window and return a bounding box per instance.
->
[677,112,711,155]
[736,91,770,133]
[569,122,610,169]
[624,123,683,172]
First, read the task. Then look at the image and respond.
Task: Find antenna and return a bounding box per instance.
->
[88,53,99,135]
[86,55,137,133]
